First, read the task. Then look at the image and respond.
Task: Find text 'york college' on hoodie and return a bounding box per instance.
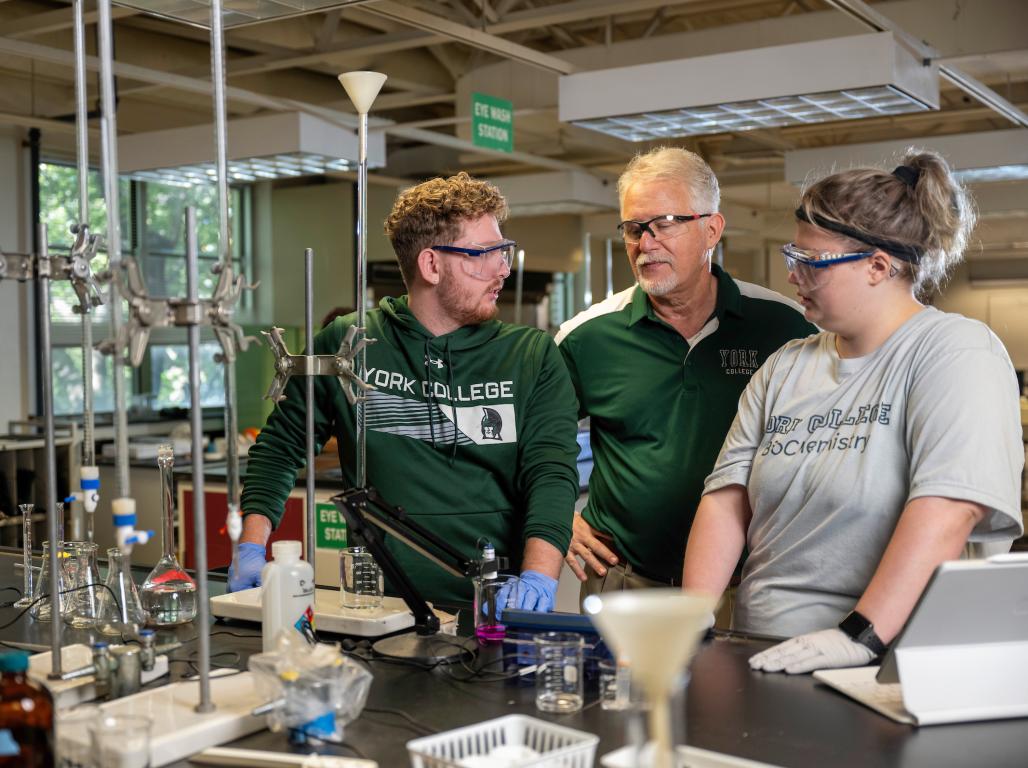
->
[242,295,580,605]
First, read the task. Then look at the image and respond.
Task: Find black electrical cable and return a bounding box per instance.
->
[362,707,436,735]
[0,586,22,597]
[0,581,122,630]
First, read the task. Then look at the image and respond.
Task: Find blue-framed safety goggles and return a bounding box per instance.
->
[432,239,516,278]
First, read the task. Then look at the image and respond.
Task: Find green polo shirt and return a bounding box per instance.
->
[556,265,816,583]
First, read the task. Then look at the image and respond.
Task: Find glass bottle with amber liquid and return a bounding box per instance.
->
[0,651,54,767]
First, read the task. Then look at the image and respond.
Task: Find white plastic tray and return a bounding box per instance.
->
[210,587,454,638]
[408,714,598,768]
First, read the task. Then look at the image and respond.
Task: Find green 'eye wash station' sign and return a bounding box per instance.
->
[315,502,348,549]
[472,92,514,153]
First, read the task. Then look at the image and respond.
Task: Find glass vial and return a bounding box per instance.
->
[96,547,146,637]
[139,445,196,626]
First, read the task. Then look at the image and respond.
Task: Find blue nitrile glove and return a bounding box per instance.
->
[514,570,559,612]
[227,542,266,593]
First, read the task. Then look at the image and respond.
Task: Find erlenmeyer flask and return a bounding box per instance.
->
[29,541,67,622]
[14,504,34,608]
[96,547,146,636]
[62,541,102,629]
[140,445,196,626]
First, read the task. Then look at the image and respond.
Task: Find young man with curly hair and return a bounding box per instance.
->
[233,173,580,610]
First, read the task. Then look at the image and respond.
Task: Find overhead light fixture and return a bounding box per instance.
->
[489,171,618,217]
[559,32,938,141]
[112,0,366,28]
[119,111,385,186]
[784,129,1028,186]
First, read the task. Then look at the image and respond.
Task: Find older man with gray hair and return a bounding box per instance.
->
[556,147,815,602]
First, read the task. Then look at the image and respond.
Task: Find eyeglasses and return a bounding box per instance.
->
[617,213,713,244]
[781,243,877,290]
[432,239,516,279]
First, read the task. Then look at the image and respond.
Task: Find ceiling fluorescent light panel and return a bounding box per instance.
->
[784,129,1028,186]
[119,112,385,187]
[112,0,366,29]
[559,32,938,141]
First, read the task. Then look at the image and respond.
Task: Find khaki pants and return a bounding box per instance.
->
[579,562,671,607]
[579,562,736,630]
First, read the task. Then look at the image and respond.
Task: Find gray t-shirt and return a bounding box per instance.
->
[704,307,1024,638]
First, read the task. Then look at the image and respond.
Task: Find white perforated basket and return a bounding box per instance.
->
[407,714,599,768]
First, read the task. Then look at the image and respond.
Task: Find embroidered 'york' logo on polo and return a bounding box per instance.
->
[720,348,759,375]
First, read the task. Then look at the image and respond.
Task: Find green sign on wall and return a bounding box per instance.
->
[315,502,348,549]
[471,92,514,153]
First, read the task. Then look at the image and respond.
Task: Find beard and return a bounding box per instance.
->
[634,256,680,297]
[438,262,501,327]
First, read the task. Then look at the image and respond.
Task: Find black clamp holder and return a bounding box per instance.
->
[332,486,504,638]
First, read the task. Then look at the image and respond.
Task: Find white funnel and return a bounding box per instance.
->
[585,589,717,768]
[337,71,387,114]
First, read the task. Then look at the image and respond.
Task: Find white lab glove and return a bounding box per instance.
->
[748,628,876,674]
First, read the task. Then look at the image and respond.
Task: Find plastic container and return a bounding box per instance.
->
[261,540,316,653]
[0,650,55,767]
[407,714,598,768]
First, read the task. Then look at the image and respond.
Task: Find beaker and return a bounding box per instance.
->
[534,631,584,714]
[56,704,98,768]
[62,541,102,629]
[90,713,151,768]
[473,574,519,643]
[30,541,68,622]
[139,445,197,626]
[14,504,35,608]
[96,547,146,637]
[339,546,383,610]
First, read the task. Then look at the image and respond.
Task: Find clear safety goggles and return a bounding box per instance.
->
[618,213,713,245]
[433,239,516,279]
[780,243,877,290]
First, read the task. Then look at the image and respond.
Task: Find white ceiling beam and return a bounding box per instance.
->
[226,28,446,76]
[824,0,1028,129]
[360,0,578,74]
[486,0,708,34]
[5,4,138,39]
[0,34,595,174]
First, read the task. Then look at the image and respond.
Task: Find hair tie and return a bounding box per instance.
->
[892,165,921,189]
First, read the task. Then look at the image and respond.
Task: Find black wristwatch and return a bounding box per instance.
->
[838,610,888,657]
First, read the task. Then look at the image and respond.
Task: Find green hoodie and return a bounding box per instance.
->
[242,296,579,605]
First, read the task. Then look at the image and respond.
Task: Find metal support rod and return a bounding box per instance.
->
[73,0,97,547]
[186,207,214,713]
[97,0,129,498]
[209,0,241,509]
[305,247,316,568]
[355,110,369,488]
[38,224,62,678]
[513,248,525,325]
[605,238,614,299]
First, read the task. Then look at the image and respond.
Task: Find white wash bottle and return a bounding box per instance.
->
[261,540,316,652]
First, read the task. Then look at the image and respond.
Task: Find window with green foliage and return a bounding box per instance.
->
[39,162,252,416]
